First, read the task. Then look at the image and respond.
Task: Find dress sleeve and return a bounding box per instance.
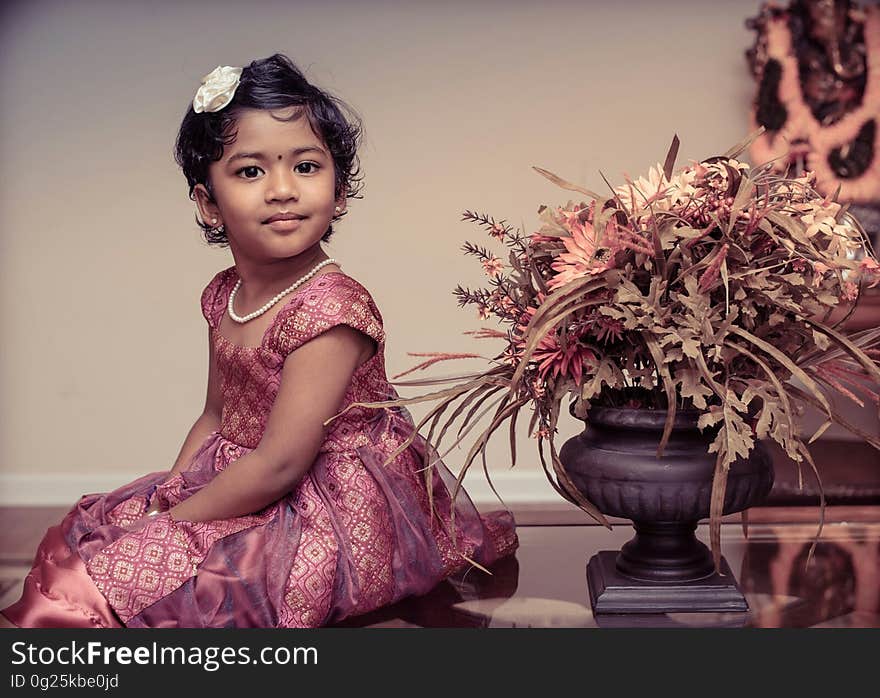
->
[200,267,235,330]
[270,273,385,357]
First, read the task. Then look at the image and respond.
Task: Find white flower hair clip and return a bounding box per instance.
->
[193,65,243,113]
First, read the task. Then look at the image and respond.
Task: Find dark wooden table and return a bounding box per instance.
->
[335,434,879,628]
[336,506,880,628]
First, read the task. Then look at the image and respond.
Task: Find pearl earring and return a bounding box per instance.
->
[334,206,342,214]
[211,217,218,225]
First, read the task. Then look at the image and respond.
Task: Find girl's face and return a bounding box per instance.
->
[195,108,343,266]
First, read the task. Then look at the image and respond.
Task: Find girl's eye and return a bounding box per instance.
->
[237,166,263,179]
[295,162,319,174]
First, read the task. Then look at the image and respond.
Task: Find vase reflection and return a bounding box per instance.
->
[336,517,880,627]
[740,523,880,627]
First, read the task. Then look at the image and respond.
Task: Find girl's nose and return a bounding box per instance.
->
[265,168,299,203]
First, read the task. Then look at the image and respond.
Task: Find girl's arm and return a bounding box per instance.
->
[167,324,374,522]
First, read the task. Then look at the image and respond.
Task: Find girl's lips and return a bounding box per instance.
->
[265,217,303,233]
[263,212,306,223]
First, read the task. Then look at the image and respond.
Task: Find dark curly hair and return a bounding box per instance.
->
[174,53,363,245]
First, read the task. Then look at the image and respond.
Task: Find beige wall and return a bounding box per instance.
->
[1,0,822,503]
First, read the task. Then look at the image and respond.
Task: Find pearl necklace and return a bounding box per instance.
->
[228,258,339,323]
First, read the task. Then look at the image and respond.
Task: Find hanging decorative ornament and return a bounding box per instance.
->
[745,1,879,209]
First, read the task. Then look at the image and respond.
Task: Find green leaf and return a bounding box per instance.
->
[808,419,833,444]
[674,367,714,410]
[811,329,831,351]
[722,127,765,159]
[730,326,833,420]
[707,402,754,467]
[644,333,678,457]
[698,407,723,431]
[728,178,755,234]
[581,359,621,402]
[708,452,729,572]
[662,134,680,181]
[532,166,602,199]
[800,316,880,386]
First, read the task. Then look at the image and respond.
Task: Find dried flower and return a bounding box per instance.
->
[349,134,880,570]
[698,243,729,293]
[859,257,880,288]
[489,222,507,240]
[481,256,504,278]
[812,261,831,288]
[547,219,613,290]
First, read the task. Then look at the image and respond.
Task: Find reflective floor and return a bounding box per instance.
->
[1,506,877,628]
[337,510,880,628]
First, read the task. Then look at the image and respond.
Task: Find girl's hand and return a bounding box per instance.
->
[143,498,164,517]
[167,324,373,522]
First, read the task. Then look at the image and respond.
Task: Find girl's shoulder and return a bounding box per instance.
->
[295,270,378,311]
[270,270,385,356]
[200,266,237,329]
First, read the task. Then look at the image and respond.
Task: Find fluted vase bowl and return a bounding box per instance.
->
[559,406,774,614]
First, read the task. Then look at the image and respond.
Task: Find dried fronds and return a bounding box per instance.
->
[362,136,880,569]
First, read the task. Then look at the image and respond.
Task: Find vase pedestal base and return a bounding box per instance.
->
[587,551,749,614]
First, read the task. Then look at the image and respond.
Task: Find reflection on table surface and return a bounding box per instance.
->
[336,510,880,628]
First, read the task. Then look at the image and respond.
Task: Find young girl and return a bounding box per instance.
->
[1,54,517,628]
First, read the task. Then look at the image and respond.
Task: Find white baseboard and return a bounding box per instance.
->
[0,469,560,507]
[450,469,561,506]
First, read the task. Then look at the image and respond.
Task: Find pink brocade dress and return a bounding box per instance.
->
[3,269,518,628]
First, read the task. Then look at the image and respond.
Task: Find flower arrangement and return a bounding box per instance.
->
[347,133,880,565]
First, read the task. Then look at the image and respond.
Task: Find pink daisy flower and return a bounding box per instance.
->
[481,256,504,278]
[547,219,610,291]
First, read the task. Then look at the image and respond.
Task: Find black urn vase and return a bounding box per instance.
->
[559,406,774,614]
